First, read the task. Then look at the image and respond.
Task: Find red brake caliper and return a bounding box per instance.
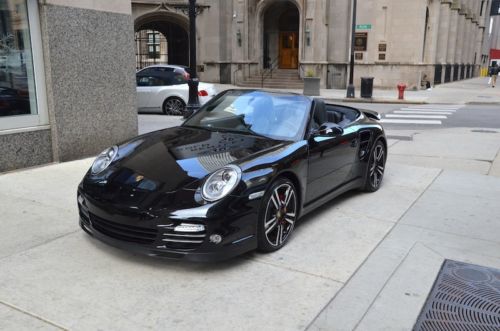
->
[279,193,286,224]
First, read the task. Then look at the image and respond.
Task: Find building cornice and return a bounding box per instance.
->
[451,0,461,11]
[141,1,210,16]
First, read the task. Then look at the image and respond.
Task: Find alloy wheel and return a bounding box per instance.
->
[263,183,297,247]
[369,144,385,189]
[164,98,185,116]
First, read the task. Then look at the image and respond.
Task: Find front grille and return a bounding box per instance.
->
[160,225,206,251]
[79,206,91,226]
[90,213,158,245]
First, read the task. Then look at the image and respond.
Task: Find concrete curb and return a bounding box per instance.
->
[466,101,500,105]
[324,98,427,105]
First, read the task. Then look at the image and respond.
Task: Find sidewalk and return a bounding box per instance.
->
[1,124,499,330]
[308,169,500,330]
[216,77,500,105]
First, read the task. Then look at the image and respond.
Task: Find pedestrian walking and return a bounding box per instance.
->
[491,64,499,88]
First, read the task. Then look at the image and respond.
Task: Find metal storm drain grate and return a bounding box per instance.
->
[414,260,500,331]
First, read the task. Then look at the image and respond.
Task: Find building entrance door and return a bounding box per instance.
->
[279,32,298,69]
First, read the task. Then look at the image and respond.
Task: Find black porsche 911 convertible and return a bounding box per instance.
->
[78,89,387,261]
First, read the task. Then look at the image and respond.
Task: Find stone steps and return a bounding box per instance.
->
[238,81,304,89]
[238,69,304,89]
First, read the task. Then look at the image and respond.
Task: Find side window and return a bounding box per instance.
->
[150,75,168,86]
[156,67,174,73]
[310,116,321,131]
[136,76,151,87]
[139,68,153,75]
[171,72,187,85]
[139,67,173,75]
[137,75,169,87]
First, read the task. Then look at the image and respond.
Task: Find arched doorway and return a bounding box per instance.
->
[134,13,189,69]
[262,1,300,69]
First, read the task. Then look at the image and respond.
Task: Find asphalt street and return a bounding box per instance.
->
[339,103,500,130]
[139,103,500,134]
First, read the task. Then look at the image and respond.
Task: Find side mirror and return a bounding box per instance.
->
[312,122,343,138]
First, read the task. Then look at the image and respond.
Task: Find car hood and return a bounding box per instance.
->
[86,126,289,194]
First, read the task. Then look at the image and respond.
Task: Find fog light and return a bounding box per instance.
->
[209,234,222,244]
[174,223,205,233]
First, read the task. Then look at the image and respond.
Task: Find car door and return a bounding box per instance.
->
[149,72,190,108]
[136,75,155,109]
[306,122,359,203]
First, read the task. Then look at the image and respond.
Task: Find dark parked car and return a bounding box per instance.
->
[78,90,387,261]
[0,87,30,116]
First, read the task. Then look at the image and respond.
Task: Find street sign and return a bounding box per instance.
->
[356,24,372,30]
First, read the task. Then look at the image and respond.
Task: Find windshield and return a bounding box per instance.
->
[183,90,312,141]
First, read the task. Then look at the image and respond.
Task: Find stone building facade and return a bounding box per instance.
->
[0,0,137,172]
[490,2,500,64]
[132,0,492,89]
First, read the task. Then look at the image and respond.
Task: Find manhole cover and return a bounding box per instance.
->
[471,129,498,134]
[413,260,500,331]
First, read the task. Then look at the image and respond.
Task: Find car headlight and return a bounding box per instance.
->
[201,165,242,202]
[91,146,118,174]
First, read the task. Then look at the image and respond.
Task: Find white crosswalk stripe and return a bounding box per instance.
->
[381,119,442,125]
[393,111,454,115]
[400,104,462,109]
[401,108,458,112]
[385,114,447,119]
[381,105,464,126]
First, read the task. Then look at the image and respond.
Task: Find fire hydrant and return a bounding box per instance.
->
[397,83,407,100]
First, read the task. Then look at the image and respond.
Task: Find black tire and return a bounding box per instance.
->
[363,140,386,192]
[162,97,186,116]
[257,178,298,252]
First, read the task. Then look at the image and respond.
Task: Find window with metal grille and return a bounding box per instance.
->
[147,32,160,59]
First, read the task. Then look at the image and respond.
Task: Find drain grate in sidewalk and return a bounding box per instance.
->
[413,260,500,331]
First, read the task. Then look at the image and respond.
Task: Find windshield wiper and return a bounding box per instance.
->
[183,124,270,139]
[182,124,215,132]
[239,128,270,139]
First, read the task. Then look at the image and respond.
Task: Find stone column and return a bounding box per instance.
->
[446,2,459,81]
[436,1,452,83]
[465,6,476,76]
[469,0,479,66]
[462,9,471,66]
[40,1,137,162]
[327,0,350,88]
[454,7,466,71]
[426,0,442,64]
[328,0,350,63]
[304,0,328,87]
[475,2,486,75]
[466,11,474,65]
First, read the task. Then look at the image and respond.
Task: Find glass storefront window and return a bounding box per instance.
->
[0,0,37,118]
[0,0,46,131]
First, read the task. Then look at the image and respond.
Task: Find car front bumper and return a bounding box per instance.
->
[77,189,259,262]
